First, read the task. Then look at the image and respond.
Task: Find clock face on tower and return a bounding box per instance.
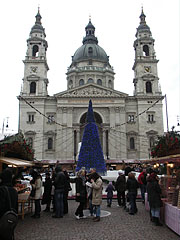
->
[31,66,38,73]
[144,66,151,73]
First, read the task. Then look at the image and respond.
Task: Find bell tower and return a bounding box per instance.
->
[21,8,49,96]
[132,8,161,96]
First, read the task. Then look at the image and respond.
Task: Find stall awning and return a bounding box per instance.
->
[148,154,180,164]
[0,157,34,167]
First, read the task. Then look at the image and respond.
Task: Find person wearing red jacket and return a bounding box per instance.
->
[138,169,147,204]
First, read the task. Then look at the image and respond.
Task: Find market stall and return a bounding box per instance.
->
[145,154,180,235]
[0,157,34,219]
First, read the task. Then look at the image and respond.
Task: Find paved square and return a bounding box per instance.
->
[15,200,179,240]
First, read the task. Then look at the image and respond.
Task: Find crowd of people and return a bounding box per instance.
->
[0,164,164,239]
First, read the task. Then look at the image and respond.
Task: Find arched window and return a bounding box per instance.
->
[69,80,73,88]
[48,138,53,150]
[27,137,33,148]
[143,45,149,56]
[88,78,93,83]
[108,80,112,88]
[146,81,152,93]
[79,79,84,86]
[32,45,39,57]
[97,79,102,85]
[30,82,36,93]
[130,137,135,149]
[88,47,93,54]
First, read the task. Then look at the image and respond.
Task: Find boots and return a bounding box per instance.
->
[93,216,100,222]
[151,216,155,222]
[154,217,163,226]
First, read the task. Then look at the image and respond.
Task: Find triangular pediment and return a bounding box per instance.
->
[54,83,128,98]
[27,74,40,81]
[146,130,158,135]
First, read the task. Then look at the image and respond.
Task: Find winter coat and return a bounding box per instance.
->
[0,184,18,218]
[138,172,147,185]
[115,175,126,192]
[54,172,66,191]
[105,184,115,198]
[75,177,87,203]
[33,177,42,200]
[126,178,139,194]
[42,177,52,204]
[92,177,103,205]
[147,180,162,208]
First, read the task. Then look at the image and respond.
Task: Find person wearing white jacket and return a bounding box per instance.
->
[31,172,42,218]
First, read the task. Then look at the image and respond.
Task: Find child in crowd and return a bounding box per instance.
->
[105,181,115,207]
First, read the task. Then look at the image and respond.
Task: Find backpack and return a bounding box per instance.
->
[0,187,18,240]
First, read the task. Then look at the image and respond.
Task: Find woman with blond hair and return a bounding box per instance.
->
[75,169,87,219]
[126,172,139,215]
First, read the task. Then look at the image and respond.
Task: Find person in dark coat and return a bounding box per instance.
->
[147,172,163,226]
[63,169,71,214]
[126,172,139,215]
[105,181,115,207]
[138,169,147,204]
[124,165,132,176]
[42,172,52,212]
[75,169,87,219]
[0,168,18,240]
[52,165,66,218]
[115,170,126,207]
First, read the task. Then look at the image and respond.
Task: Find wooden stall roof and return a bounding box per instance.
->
[0,157,34,167]
[147,154,180,164]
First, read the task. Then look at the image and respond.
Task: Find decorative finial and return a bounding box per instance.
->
[38,5,40,13]
[89,14,91,22]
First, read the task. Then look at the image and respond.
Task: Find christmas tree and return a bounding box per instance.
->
[76,99,106,175]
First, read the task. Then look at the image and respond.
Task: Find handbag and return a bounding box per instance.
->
[0,186,18,240]
[30,188,35,197]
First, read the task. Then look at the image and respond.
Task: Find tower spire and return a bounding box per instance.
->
[35,6,42,25]
[140,6,146,24]
[83,17,98,44]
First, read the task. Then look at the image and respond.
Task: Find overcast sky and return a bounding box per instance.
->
[0,0,179,136]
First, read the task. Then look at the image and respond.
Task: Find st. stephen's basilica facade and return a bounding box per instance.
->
[18,9,164,166]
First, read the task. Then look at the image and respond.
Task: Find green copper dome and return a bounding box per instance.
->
[72,19,109,63]
[73,43,109,63]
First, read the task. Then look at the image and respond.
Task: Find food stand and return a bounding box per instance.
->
[0,157,34,219]
[145,154,180,235]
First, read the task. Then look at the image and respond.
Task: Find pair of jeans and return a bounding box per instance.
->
[35,199,41,216]
[89,198,95,215]
[140,184,146,202]
[54,189,64,217]
[107,197,112,206]
[117,191,125,206]
[128,192,137,214]
[151,208,160,218]
[93,205,101,217]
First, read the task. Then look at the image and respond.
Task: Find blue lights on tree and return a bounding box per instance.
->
[76,99,107,175]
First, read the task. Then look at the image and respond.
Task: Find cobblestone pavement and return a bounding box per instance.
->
[15,200,179,240]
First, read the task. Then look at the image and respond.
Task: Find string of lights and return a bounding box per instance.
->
[34,130,74,155]
[19,95,87,129]
[19,95,164,133]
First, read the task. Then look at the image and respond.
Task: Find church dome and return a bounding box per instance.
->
[73,43,109,63]
[72,19,109,64]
